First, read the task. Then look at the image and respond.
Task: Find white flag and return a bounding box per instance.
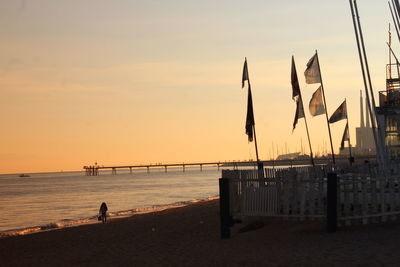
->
[309,86,325,116]
[304,53,321,84]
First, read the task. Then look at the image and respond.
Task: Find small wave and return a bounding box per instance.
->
[0,195,219,238]
[109,195,219,218]
[0,218,94,238]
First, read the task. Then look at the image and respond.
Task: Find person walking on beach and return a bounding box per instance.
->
[99,202,108,223]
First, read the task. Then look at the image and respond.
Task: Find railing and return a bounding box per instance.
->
[386,63,400,90]
[379,90,400,107]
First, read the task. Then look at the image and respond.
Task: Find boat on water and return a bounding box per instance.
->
[19,174,30,178]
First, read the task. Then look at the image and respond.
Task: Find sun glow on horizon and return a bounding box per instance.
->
[0,0,391,173]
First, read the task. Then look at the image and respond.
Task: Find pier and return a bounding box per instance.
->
[85,162,225,176]
[84,155,375,176]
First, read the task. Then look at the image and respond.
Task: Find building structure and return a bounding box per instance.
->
[376,62,400,159]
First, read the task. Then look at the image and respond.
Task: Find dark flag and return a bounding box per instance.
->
[329,100,347,123]
[242,58,249,88]
[246,86,255,142]
[293,97,305,131]
[291,56,300,99]
[341,122,349,150]
[291,56,304,130]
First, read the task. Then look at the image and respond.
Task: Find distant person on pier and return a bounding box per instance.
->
[99,202,108,223]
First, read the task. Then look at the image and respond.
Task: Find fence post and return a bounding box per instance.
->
[219,178,232,239]
[327,172,338,232]
[258,162,265,186]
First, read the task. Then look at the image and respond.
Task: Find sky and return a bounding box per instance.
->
[0,0,394,173]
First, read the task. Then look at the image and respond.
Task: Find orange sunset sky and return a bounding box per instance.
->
[0,1,394,173]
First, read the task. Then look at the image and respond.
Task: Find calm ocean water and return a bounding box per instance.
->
[0,167,221,236]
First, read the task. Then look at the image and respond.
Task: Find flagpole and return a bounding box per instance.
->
[248,86,260,164]
[253,117,260,164]
[315,50,336,165]
[345,99,354,166]
[355,0,387,168]
[389,1,400,44]
[245,58,261,166]
[299,89,315,167]
[392,0,400,43]
[292,56,315,167]
[350,0,384,168]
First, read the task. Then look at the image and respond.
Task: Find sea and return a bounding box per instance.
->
[0,166,222,237]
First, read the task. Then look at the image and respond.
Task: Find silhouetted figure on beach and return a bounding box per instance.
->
[99,202,108,223]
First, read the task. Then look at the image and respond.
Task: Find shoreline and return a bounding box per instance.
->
[0,195,219,238]
[2,199,400,266]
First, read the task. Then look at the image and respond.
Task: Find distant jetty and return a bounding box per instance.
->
[83,155,375,176]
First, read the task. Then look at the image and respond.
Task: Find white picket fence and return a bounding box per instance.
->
[223,164,400,225]
[338,171,400,225]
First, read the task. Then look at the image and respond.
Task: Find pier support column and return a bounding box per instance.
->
[147,166,150,174]
[165,166,167,173]
[200,164,203,171]
[183,164,185,172]
[112,168,117,175]
[130,167,132,174]
[217,163,220,171]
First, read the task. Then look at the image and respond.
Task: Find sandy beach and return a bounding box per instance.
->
[1,199,400,266]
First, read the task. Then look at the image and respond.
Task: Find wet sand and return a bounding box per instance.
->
[1,199,400,266]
